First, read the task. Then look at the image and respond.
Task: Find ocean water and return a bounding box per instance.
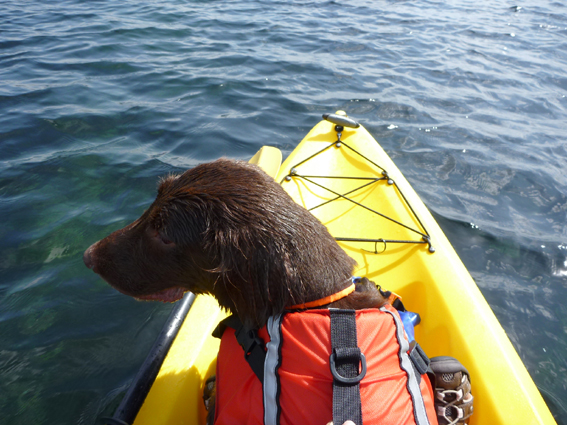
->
[1,0,566,423]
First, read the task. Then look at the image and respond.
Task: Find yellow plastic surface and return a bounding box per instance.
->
[248,145,282,178]
[133,295,227,425]
[134,120,556,425]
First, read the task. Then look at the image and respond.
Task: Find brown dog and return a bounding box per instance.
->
[83,158,455,425]
[84,158,387,328]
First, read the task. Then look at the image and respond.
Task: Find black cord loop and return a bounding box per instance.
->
[281,121,434,254]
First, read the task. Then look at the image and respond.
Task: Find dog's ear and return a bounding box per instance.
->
[205,225,285,328]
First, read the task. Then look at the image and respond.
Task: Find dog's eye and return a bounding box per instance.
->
[158,232,174,245]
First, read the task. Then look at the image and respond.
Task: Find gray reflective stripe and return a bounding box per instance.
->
[264,314,283,425]
[381,307,431,425]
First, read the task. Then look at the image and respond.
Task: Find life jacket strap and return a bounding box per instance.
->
[213,315,266,382]
[409,340,431,377]
[329,309,364,425]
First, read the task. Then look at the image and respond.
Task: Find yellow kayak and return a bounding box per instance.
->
[109,113,556,425]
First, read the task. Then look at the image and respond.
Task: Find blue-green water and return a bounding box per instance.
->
[1,0,566,423]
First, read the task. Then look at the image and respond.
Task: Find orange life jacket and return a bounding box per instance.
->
[214,305,438,425]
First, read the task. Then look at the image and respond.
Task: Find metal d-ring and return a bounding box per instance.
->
[362,239,387,254]
[329,350,367,384]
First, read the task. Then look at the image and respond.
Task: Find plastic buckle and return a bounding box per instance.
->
[234,327,262,357]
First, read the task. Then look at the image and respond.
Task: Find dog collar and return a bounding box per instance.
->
[288,283,356,309]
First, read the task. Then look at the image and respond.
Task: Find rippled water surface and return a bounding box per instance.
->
[1,0,567,423]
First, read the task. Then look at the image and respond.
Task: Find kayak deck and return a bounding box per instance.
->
[128,116,556,425]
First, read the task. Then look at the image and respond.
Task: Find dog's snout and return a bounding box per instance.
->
[83,244,98,272]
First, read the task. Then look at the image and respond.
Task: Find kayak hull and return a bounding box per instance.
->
[126,117,555,425]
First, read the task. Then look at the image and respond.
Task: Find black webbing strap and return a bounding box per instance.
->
[409,341,430,376]
[329,309,366,425]
[212,315,266,382]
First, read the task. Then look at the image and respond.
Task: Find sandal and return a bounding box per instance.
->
[430,356,474,425]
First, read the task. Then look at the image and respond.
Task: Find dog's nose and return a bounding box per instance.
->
[83,245,97,272]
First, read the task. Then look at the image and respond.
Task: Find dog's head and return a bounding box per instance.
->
[84,158,356,327]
